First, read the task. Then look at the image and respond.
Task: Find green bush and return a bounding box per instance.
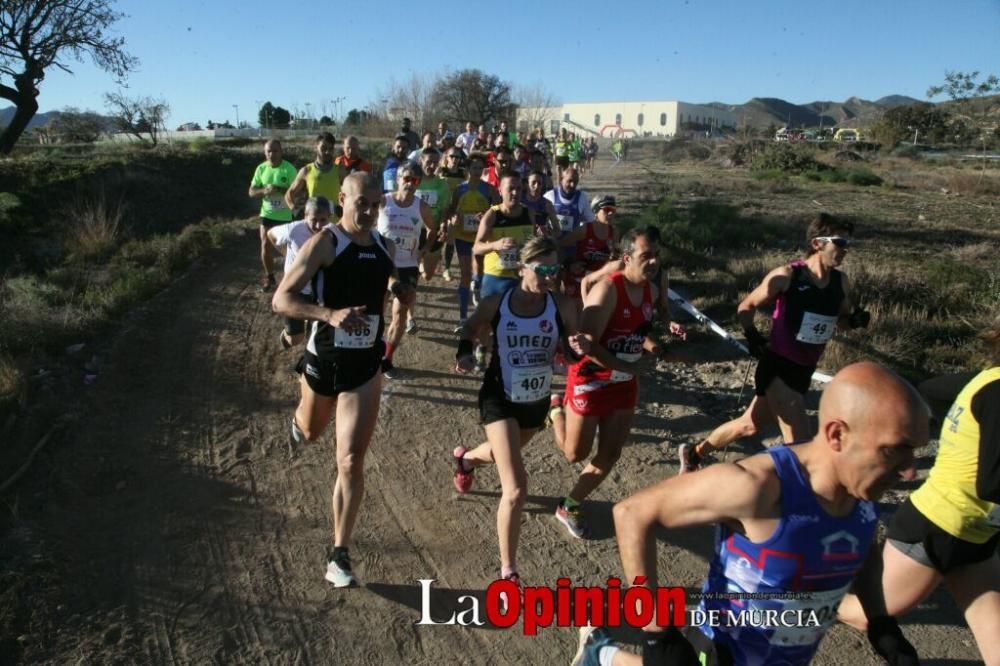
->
[845,168,883,186]
[752,169,789,181]
[751,143,826,174]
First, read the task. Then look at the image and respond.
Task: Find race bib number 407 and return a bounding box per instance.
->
[510,367,552,403]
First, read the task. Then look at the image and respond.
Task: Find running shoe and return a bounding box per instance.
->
[279,330,293,350]
[291,418,305,445]
[381,358,397,379]
[571,625,614,666]
[555,501,589,539]
[405,318,417,334]
[259,273,276,293]
[325,550,357,587]
[678,443,701,475]
[453,318,467,334]
[471,287,480,308]
[441,268,453,282]
[452,446,474,493]
[474,345,488,372]
[498,572,522,615]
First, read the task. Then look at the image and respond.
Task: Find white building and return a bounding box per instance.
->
[517,100,738,138]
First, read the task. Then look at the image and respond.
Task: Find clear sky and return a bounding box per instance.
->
[29,0,1000,127]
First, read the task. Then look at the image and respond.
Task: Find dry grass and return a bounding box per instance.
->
[66,194,125,263]
[0,354,20,398]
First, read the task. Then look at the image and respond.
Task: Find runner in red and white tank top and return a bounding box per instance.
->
[552,228,686,539]
[559,194,616,302]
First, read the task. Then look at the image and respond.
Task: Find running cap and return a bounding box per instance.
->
[591,194,617,211]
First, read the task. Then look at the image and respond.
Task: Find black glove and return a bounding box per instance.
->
[849,308,871,330]
[641,627,699,666]
[743,327,769,360]
[867,616,919,666]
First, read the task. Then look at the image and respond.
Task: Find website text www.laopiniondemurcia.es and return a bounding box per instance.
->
[415,578,824,636]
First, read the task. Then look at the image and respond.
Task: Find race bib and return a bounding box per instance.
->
[795,312,837,345]
[417,190,438,206]
[499,248,520,270]
[463,213,480,233]
[510,366,552,403]
[391,234,418,252]
[609,352,641,382]
[333,315,379,349]
[765,584,849,647]
[986,505,1000,528]
[557,215,574,232]
[266,195,285,211]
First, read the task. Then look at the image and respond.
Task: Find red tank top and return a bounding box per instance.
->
[574,272,655,381]
[575,223,615,272]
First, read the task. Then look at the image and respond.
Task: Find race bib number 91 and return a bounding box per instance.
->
[795,312,837,345]
[333,315,379,349]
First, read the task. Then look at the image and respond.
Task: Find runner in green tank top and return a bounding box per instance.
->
[249,139,297,291]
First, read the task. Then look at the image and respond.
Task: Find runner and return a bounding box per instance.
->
[456,121,478,155]
[557,194,617,308]
[272,172,412,588]
[553,129,570,180]
[838,316,1000,665]
[445,153,500,331]
[407,131,437,163]
[399,117,420,156]
[554,227,684,539]
[284,132,344,216]
[382,135,410,193]
[335,135,372,175]
[543,166,595,260]
[377,162,436,378]
[572,362,927,665]
[248,139,297,292]
[679,213,870,474]
[438,148,467,282]
[413,149,451,283]
[585,137,599,173]
[530,149,554,192]
[567,132,583,172]
[451,236,581,603]
[512,144,532,184]
[267,196,332,348]
[483,146,512,190]
[520,171,560,237]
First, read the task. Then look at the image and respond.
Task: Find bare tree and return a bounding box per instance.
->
[104,91,170,145]
[513,82,560,133]
[0,0,137,153]
[375,72,436,131]
[430,69,513,128]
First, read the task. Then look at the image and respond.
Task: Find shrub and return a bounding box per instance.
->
[751,143,826,174]
[845,168,883,186]
[66,195,126,263]
[0,192,22,232]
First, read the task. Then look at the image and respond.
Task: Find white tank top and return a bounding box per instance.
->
[376,194,423,268]
[491,287,561,403]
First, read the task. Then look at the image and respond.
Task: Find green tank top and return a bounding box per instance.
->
[414,176,451,224]
[251,160,297,222]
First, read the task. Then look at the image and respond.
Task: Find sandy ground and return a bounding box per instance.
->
[2,154,984,665]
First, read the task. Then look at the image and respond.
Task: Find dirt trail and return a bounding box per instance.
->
[10,152,981,665]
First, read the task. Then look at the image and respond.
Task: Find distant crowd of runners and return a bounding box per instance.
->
[248,119,1000,665]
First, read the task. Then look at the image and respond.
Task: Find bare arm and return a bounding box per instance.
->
[581,259,623,300]
[836,272,854,331]
[613,460,774,628]
[736,265,792,332]
[576,279,643,374]
[474,208,505,256]
[284,166,309,209]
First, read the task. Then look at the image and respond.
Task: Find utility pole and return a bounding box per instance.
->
[233,104,240,129]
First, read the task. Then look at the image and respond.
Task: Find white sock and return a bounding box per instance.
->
[598,645,619,666]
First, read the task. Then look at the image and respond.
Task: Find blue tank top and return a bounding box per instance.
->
[551,187,583,258]
[382,157,404,192]
[697,445,879,665]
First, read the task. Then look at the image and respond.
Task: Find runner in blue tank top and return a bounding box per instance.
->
[571,362,928,666]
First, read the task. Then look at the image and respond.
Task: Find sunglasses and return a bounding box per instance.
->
[401,175,421,184]
[600,206,617,214]
[526,262,561,277]
[814,236,850,248]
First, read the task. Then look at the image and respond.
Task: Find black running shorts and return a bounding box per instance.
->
[478,373,548,430]
[259,216,286,230]
[397,266,420,288]
[754,350,814,396]
[302,350,381,397]
[284,316,306,336]
[887,497,1000,574]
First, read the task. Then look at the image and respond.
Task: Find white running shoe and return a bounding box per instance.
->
[441,268,453,282]
[325,552,357,588]
[405,318,417,334]
[453,318,467,334]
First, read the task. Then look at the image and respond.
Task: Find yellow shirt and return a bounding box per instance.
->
[304,162,341,203]
[453,181,492,243]
[482,205,537,279]
[911,367,1000,543]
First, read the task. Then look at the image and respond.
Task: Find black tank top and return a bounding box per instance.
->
[306,226,394,364]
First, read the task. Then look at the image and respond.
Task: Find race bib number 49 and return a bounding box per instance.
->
[510,367,552,403]
[333,315,379,349]
[796,312,837,345]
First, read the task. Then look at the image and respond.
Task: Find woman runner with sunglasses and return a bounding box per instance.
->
[679,213,872,473]
[452,236,582,604]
